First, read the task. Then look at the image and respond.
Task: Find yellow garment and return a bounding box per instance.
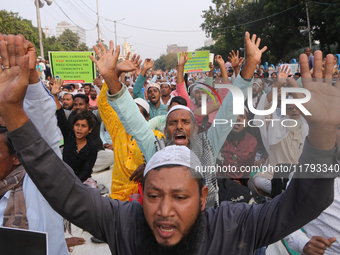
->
[98,83,164,201]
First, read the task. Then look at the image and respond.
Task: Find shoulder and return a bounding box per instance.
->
[246,132,258,145]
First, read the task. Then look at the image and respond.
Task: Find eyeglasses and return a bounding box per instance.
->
[287,106,297,111]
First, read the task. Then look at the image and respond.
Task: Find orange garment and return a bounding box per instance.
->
[98,83,164,201]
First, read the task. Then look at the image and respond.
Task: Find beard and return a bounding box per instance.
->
[227,129,247,144]
[164,129,197,150]
[136,212,206,255]
[286,116,302,134]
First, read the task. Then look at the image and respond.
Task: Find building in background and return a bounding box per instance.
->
[56,21,86,45]
[166,44,188,54]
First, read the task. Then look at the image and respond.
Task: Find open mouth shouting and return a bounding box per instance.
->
[173,131,188,145]
[155,222,177,239]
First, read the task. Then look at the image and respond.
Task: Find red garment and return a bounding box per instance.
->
[88,96,98,107]
[191,88,229,131]
[217,132,257,181]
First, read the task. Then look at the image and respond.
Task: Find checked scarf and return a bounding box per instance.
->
[0,165,28,229]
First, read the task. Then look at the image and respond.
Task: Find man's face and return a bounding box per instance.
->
[0,135,18,181]
[143,166,207,247]
[252,83,261,97]
[171,85,176,91]
[148,87,160,105]
[165,110,192,146]
[63,94,74,110]
[254,73,260,78]
[286,105,300,120]
[126,80,130,86]
[84,85,91,95]
[73,98,88,114]
[271,72,277,79]
[90,88,97,100]
[304,48,311,56]
[194,90,205,106]
[232,111,247,132]
[161,84,171,97]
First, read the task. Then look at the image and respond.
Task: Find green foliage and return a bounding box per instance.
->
[0,10,41,54]
[154,53,178,70]
[57,29,80,51]
[201,0,340,63]
[0,10,90,59]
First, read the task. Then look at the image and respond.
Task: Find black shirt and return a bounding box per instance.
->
[56,108,98,182]
[68,110,103,151]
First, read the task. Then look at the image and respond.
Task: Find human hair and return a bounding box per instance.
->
[169,96,187,107]
[63,92,74,100]
[72,112,95,130]
[139,106,149,119]
[0,125,16,155]
[142,164,204,196]
[83,83,91,89]
[69,84,75,89]
[74,93,89,104]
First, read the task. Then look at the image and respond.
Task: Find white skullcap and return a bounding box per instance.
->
[134,98,150,114]
[166,105,195,121]
[147,83,160,91]
[192,83,211,93]
[144,145,202,177]
[161,82,171,88]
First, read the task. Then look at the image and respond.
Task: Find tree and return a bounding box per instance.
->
[154,53,178,70]
[57,29,80,51]
[200,0,340,63]
[0,10,41,54]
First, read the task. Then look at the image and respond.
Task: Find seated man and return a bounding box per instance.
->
[98,33,265,208]
[216,108,257,186]
[2,34,340,255]
[252,65,309,196]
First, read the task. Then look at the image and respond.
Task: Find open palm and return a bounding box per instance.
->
[288,51,340,128]
[89,41,120,77]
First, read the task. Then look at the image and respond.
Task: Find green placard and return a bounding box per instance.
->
[177,51,210,73]
[48,51,96,84]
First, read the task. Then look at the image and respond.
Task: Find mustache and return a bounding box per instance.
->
[153,218,181,229]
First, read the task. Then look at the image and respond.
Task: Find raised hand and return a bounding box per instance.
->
[215,55,225,67]
[178,52,188,67]
[141,58,154,77]
[115,52,142,77]
[89,41,120,78]
[275,64,291,88]
[245,32,267,64]
[228,50,243,69]
[0,35,30,130]
[240,32,267,79]
[143,59,154,71]
[50,78,63,95]
[0,33,40,84]
[287,51,340,150]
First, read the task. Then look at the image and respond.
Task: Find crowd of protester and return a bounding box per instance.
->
[0,32,340,255]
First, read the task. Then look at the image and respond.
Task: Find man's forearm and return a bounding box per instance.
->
[103,73,122,95]
[8,120,111,240]
[240,59,258,79]
[177,66,185,84]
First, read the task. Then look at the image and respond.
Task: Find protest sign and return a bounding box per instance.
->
[49,51,96,84]
[289,64,299,75]
[0,227,47,255]
[178,51,210,73]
